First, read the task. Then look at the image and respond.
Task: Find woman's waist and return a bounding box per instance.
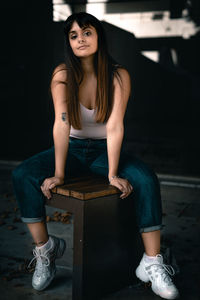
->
[69,136,107,149]
[70,125,107,140]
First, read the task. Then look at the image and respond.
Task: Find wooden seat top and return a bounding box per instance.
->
[52,175,120,200]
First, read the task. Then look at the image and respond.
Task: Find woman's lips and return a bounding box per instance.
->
[78,45,88,50]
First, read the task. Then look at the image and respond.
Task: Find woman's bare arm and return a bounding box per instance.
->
[51,66,70,179]
[106,68,132,198]
[41,65,70,199]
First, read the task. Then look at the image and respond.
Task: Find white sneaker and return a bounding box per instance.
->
[28,235,66,291]
[136,253,179,299]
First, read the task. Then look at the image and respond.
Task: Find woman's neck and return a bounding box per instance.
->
[80,56,95,76]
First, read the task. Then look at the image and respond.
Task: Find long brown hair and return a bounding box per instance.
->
[53,12,122,129]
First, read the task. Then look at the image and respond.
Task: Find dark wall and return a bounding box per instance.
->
[100,22,200,175]
[1,0,54,160]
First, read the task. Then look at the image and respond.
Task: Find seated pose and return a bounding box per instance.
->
[12,12,179,299]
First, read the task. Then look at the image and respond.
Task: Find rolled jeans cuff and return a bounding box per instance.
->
[21,217,45,223]
[139,224,163,233]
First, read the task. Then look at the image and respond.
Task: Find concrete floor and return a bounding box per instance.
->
[0,161,200,300]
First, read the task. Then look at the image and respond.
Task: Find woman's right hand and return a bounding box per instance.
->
[40,176,64,199]
[109,177,133,199]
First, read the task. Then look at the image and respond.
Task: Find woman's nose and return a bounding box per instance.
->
[78,36,85,43]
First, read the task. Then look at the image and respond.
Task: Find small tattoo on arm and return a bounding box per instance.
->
[61,112,68,123]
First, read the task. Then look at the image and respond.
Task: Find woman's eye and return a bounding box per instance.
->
[70,35,77,40]
[84,31,91,36]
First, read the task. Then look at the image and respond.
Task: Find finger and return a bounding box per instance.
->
[41,188,48,198]
[45,189,52,199]
[117,181,133,198]
[115,184,128,198]
[120,191,129,199]
[110,180,123,190]
[41,185,52,199]
[49,182,57,189]
[120,187,132,199]
[128,186,133,193]
[119,187,129,198]
[120,186,129,198]
[110,180,130,198]
[42,179,56,190]
[117,183,126,193]
[126,185,133,195]
[49,178,63,189]
[126,183,133,192]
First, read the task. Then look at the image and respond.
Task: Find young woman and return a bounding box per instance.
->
[12,12,179,299]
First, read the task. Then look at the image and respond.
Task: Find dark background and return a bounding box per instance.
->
[1,0,200,176]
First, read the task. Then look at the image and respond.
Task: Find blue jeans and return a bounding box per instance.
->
[12,137,162,233]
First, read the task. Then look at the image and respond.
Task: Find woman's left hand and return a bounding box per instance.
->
[109,177,133,199]
[40,176,64,199]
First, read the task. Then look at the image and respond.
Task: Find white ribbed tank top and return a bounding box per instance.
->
[69,102,107,139]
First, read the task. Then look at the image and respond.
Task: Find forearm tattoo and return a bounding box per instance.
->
[61,112,68,124]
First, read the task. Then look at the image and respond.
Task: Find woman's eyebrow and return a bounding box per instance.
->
[82,25,92,30]
[69,26,92,35]
[69,30,77,35]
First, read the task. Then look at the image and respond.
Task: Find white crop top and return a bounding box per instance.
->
[69,102,107,139]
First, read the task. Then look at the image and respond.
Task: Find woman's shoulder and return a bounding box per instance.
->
[113,65,131,85]
[51,63,68,82]
[110,59,130,77]
[115,66,130,76]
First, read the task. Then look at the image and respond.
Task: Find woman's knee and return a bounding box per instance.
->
[12,160,44,192]
[122,164,159,191]
[12,161,46,217]
[138,169,160,190]
[12,149,54,187]
[12,163,27,185]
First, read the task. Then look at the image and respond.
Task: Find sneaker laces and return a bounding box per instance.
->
[150,254,175,285]
[28,248,50,275]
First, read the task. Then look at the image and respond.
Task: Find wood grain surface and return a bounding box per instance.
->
[52,176,120,200]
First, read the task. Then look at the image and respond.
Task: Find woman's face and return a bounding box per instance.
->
[68,21,98,58]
